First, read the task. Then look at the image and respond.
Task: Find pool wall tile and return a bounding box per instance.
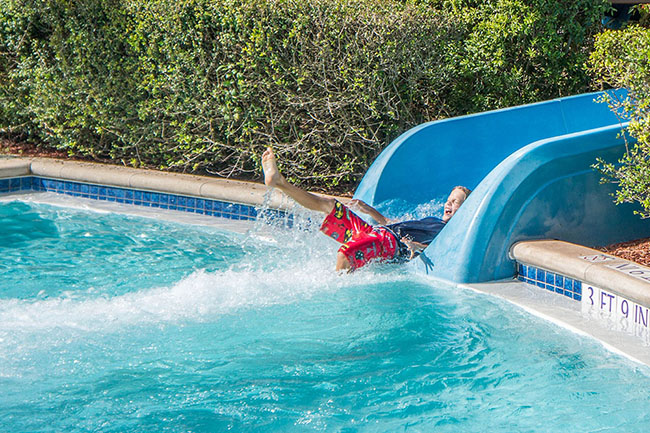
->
[1,176,271,224]
[516,263,584,303]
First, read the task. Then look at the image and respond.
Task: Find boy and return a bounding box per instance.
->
[262,148,470,271]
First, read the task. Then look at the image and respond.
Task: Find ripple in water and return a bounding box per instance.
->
[0,199,649,432]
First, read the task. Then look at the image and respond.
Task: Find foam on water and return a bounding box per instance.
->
[0,259,410,333]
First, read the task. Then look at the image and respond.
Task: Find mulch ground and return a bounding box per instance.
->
[1,138,72,159]
[600,237,650,267]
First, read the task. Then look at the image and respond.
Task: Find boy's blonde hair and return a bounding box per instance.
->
[452,185,471,198]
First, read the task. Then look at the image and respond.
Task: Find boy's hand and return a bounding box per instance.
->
[401,237,427,260]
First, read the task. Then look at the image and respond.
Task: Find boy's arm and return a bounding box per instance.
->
[348,199,395,225]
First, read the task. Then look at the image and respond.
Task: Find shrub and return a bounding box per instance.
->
[451,0,610,112]
[0,0,610,190]
[589,21,650,218]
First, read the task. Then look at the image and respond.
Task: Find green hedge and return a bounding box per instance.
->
[0,0,609,190]
[589,20,650,218]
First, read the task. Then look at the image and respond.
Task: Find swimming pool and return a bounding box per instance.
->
[1,195,650,432]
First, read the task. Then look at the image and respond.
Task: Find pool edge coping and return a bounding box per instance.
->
[511,240,650,308]
[0,156,347,209]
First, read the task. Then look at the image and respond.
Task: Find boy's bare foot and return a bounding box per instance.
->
[262,147,283,188]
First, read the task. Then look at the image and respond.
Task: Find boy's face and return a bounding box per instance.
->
[442,188,467,222]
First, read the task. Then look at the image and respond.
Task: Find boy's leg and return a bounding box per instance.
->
[335,228,398,271]
[262,147,355,272]
[262,148,335,214]
[336,252,351,272]
[320,200,373,244]
[321,201,373,272]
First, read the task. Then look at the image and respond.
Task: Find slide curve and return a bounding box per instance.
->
[354,90,650,283]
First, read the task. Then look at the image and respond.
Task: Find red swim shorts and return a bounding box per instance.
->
[320,201,398,270]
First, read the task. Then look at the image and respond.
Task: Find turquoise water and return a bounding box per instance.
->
[1,198,650,432]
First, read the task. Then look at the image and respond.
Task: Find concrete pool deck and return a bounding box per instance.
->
[1,155,649,364]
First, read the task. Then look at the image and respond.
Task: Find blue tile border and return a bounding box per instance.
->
[0,176,33,193]
[0,175,291,223]
[517,262,582,301]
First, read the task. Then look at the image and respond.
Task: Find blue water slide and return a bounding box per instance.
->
[354,90,650,283]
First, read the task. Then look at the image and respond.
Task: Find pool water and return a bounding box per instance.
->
[1,198,650,432]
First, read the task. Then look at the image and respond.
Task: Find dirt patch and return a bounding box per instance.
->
[600,237,650,267]
[1,138,73,159]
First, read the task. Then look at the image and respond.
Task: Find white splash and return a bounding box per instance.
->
[0,260,408,334]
